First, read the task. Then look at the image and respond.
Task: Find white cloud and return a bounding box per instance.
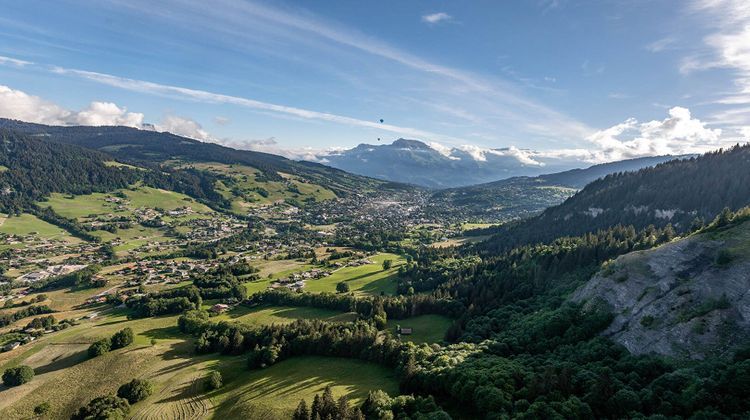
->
[74,101,144,127]
[426,141,458,159]
[0,85,146,127]
[489,146,545,166]
[684,0,750,107]
[424,141,544,166]
[223,137,325,161]
[0,55,32,67]
[0,84,219,144]
[581,106,724,162]
[421,12,452,24]
[156,115,212,141]
[0,85,72,125]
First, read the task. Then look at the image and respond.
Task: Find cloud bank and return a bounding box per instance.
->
[0,85,144,127]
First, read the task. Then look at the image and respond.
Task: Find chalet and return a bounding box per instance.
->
[398,327,413,335]
[3,342,21,352]
[211,303,230,313]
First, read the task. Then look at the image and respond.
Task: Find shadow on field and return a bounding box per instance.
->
[340,269,385,284]
[154,379,197,404]
[33,348,88,375]
[358,272,398,295]
[142,326,184,340]
[95,319,129,327]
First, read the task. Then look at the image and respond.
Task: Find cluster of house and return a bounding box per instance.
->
[2,317,82,353]
[270,268,332,291]
[1,233,100,276]
[177,217,245,241]
[15,264,88,284]
[112,259,218,285]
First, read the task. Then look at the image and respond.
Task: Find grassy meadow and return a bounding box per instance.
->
[213,305,357,326]
[0,305,397,420]
[210,356,398,419]
[386,314,453,344]
[304,253,405,296]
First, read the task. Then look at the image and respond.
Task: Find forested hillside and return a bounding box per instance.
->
[0,130,223,213]
[0,119,400,197]
[479,144,750,252]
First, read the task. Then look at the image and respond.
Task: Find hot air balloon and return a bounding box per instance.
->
[379,119,384,123]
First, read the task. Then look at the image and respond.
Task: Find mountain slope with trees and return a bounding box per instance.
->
[0,119,404,197]
[479,144,750,252]
[0,130,224,213]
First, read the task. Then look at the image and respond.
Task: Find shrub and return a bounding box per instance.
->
[2,365,34,386]
[111,328,134,350]
[336,282,350,293]
[88,337,112,358]
[205,371,223,390]
[117,379,154,404]
[640,315,655,328]
[716,249,733,266]
[71,395,130,420]
[33,402,50,416]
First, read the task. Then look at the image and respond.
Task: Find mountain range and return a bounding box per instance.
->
[321,138,579,188]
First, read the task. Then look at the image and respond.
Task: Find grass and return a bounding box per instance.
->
[0,213,77,240]
[243,259,316,294]
[303,253,404,296]
[386,314,453,344]
[42,192,116,219]
[103,160,144,170]
[181,162,336,213]
[0,306,396,420]
[211,356,399,419]
[461,222,498,231]
[41,186,214,220]
[0,311,185,419]
[430,235,491,248]
[213,305,357,326]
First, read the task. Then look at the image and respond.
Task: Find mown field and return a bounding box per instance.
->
[0,213,76,240]
[41,186,214,220]
[303,253,405,296]
[386,314,453,344]
[0,304,397,420]
[210,356,399,419]
[213,305,357,326]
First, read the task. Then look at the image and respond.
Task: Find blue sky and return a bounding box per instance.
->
[0,0,748,165]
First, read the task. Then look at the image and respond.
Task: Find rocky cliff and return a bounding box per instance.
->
[572,220,750,359]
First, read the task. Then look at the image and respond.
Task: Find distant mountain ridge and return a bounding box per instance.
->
[427,155,686,222]
[322,138,576,188]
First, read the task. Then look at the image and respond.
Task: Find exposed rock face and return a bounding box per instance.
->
[571,221,750,359]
